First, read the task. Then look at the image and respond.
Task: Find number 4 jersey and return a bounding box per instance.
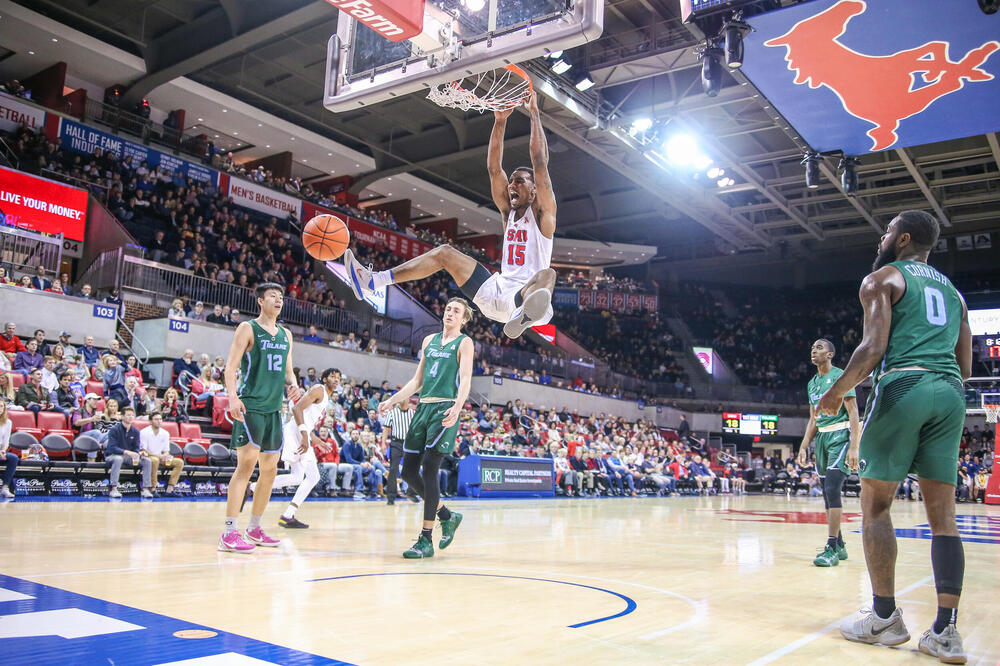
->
[238,319,290,413]
[880,260,964,379]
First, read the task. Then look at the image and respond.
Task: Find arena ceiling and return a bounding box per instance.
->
[15,0,1000,268]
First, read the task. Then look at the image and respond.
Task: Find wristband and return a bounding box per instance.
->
[298,424,310,433]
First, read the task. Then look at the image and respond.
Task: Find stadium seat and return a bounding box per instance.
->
[36,412,68,434]
[162,421,181,439]
[212,395,231,433]
[8,410,37,430]
[9,430,39,452]
[41,433,73,460]
[9,372,25,389]
[72,435,102,461]
[169,441,183,457]
[133,418,150,431]
[179,423,203,440]
[182,442,208,465]
[207,443,233,466]
[86,380,104,397]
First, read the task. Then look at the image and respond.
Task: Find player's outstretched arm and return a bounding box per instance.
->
[525,91,557,238]
[488,108,513,220]
[819,269,895,415]
[442,337,475,428]
[224,321,252,422]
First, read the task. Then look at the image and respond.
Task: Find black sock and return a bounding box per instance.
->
[933,607,957,634]
[837,531,844,548]
[437,506,451,521]
[826,536,839,550]
[873,595,896,620]
[420,528,433,542]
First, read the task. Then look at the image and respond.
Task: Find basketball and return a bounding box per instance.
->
[302,214,350,261]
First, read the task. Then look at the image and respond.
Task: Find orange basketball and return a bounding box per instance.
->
[302,214,350,261]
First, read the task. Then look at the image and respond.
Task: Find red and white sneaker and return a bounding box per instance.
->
[244,527,281,547]
[218,530,256,553]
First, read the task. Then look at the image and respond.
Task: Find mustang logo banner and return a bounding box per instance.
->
[742,0,1000,154]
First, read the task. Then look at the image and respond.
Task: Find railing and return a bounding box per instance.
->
[0,225,63,278]
[79,249,414,349]
[583,18,696,70]
[116,314,150,367]
[83,98,184,152]
[0,136,18,169]
[40,168,109,200]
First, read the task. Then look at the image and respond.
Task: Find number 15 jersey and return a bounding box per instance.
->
[881,260,963,380]
[502,205,552,283]
[238,319,290,413]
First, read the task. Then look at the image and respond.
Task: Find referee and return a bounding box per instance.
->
[381,398,414,505]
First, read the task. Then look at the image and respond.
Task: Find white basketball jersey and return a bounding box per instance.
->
[297,388,330,432]
[502,206,552,283]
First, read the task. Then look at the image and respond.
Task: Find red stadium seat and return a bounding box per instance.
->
[9,372,25,389]
[212,395,231,433]
[8,410,37,430]
[87,380,104,397]
[133,418,150,432]
[41,433,73,460]
[36,412,68,434]
[179,423,202,440]
[95,398,106,412]
[162,421,180,439]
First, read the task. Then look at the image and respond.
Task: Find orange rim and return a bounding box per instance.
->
[504,64,533,92]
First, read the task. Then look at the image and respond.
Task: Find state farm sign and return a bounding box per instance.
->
[324,0,424,42]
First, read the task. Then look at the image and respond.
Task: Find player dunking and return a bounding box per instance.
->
[378,297,473,558]
[253,367,341,529]
[797,338,861,567]
[818,211,972,662]
[219,283,302,553]
[344,91,557,339]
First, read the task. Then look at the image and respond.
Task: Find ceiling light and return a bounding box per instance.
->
[574,75,595,91]
[631,118,653,133]
[802,153,821,189]
[463,0,486,10]
[551,59,572,75]
[303,159,307,163]
[547,50,563,59]
[664,134,699,166]
[723,13,752,68]
[839,156,859,195]
[266,144,270,148]
[258,123,263,127]
[327,152,332,156]
[197,118,203,122]
[699,45,723,97]
[717,177,735,187]
[232,132,238,135]
[707,167,724,179]
[222,109,227,113]
[51,38,58,42]
[27,50,34,55]
[693,154,713,170]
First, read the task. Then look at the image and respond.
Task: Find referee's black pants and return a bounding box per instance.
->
[386,438,405,497]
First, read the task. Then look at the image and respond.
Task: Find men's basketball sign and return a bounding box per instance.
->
[742,0,1000,155]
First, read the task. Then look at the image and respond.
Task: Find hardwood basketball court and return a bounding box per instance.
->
[2,495,998,664]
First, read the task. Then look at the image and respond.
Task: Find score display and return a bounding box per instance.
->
[723,412,779,435]
[974,335,1000,358]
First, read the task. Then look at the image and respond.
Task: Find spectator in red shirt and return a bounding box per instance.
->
[315,425,354,496]
[1,322,27,362]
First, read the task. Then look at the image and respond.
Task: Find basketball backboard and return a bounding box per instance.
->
[324,0,604,112]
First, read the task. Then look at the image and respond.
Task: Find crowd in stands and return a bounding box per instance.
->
[556,270,650,293]
[1,79,29,99]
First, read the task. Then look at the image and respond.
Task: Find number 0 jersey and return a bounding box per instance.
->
[238,319,290,413]
[420,332,467,400]
[881,260,963,379]
[502,205,552,284]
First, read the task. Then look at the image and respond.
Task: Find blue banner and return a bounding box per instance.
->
[59,118,218,185]
[552,288,579,309]
[742,0,1000,154]
[168,318,189,333]
[92,303,117,320]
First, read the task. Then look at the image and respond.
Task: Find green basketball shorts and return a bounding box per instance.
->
[404,401,459,455]
[859,371,965,485]
[231,410,283,453]
[815,428,851,475]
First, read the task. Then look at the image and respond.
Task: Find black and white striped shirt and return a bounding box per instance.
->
[382,406,414,440]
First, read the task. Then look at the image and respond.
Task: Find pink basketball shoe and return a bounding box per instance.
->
[218,530,256,553]
[244,527,281,547]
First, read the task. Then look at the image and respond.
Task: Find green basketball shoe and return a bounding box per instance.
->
[837,543,848,561]
[439,512,463,550]
[403,534,434,559]
[814,544,840,567]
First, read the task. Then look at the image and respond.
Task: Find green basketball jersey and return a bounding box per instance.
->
[808,366,856,427]
[881,260,963,379]
[238,319,289,413]
[421,332,466,400]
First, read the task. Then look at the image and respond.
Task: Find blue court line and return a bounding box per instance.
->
[308,572,637,629]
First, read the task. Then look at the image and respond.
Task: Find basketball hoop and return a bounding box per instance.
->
[985,402,1000,424]
[427,64,533,113]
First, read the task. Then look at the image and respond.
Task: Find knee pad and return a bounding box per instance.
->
[824,469,846,509]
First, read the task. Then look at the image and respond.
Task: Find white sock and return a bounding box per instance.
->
[248,514,261,530]
[282,505,296,520]
[371,270,394,290]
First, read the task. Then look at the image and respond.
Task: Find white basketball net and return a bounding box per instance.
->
[427,66,532,113]
[985,403,1000,424]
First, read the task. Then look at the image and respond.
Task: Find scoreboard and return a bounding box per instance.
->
[723,412,779,435]
[974,335,1000,358]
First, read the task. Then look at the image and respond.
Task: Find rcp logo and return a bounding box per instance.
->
[743,0,1000,154]
[482,468,503,484]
